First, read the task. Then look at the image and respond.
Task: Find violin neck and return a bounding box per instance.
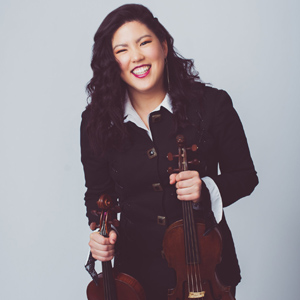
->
[102,260,117,300]
[182,201,200,265]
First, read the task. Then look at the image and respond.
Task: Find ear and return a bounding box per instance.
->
[162,40,168,58]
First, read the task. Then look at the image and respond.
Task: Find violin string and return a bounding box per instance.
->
[191,202,203,293]
[187,201,196,294]
[181,144,204,296]
[101,211,112,300]
[181,147,192,295]
[182,147,198,295]
[103,262,109,300]
[188,201,202,294]
[184,183,203,293]
[102,254,109,300]
[108,263,112,300]
[183,200,192,295]
[188,202,197,293]
[188,204,194,295]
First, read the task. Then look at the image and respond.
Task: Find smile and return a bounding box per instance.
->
[131,65,151,78]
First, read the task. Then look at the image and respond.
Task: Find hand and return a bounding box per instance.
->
[169,170,202,203]
[89,222,117,261]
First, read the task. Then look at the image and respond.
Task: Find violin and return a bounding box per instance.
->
[163,135,235,300]
[86,194,146,300]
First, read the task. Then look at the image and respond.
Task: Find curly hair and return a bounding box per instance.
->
[86,4,202,152]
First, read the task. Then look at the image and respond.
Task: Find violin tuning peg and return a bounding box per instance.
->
[167,167,174,174]
[187,144,198,152]
[168,167,180,174]
[167,152,173,161]
[191,144,198,152]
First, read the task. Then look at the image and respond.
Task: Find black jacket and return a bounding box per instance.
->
[80,83,258,294]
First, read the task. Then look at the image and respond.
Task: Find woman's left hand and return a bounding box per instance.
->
[169,170,202,203]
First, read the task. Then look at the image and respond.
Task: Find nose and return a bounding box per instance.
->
[131,48,144,63]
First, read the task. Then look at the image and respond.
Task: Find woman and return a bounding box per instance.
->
[81,4,258,299]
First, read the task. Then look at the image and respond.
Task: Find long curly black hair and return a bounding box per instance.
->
[86,4,202,152]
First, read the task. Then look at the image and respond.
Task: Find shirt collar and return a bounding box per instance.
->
[124,93,173,124]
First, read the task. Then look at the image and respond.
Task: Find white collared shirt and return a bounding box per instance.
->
[124,93,173,140]
[123,93,223,223]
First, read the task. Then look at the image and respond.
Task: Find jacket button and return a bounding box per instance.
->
[152,183,163,191]
[147,147,157,159]
[151,113,161,123]
[157,216,166,226]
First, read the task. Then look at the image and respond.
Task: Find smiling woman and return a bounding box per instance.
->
[81,3,258,300]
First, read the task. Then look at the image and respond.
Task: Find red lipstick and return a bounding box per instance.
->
[131,65,151,78]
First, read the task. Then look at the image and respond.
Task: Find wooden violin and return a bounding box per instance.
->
[163,135,235,300]
[86,194,146,300]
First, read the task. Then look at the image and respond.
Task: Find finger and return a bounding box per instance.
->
[176,170,199,181]
[90,232,111,245]
[176,176,202,189]
[176,183,201,202]
[89,235,115,250]
[177,192,200,202]
[109,230,117,244]
[169,173,177,185]
[176,185,199,196]
[90,222,96,230]
[89,239,114,252]
[90,247,115,261]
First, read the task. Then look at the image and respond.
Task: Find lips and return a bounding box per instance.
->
[131,65,151,78]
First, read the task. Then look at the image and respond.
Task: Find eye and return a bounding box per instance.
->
[140,40,151,46]
[116,48,127,54]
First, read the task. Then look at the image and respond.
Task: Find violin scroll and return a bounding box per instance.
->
[90,194,120,234]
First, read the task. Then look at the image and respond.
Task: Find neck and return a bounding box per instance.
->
[128,88,167,116]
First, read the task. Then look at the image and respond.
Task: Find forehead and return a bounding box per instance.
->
[112,21,155,45]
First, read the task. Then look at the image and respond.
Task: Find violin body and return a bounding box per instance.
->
[87,268,146,300]
[163,219,235,300]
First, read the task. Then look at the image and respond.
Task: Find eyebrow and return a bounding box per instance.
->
[113,34,152,50]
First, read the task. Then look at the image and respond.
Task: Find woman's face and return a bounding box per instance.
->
[112,21,168,97]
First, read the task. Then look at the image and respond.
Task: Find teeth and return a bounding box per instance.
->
[132,65,150,75]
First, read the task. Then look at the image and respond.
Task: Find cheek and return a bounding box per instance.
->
[116,59,130,83]
[151,48,166,68]
[117,60,126,73]
[115,56,128,74]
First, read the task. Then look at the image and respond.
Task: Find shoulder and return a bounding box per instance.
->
[81,106,92,130]
[188,82,234,117]
[190,82,233,106]
[81,106,91,121]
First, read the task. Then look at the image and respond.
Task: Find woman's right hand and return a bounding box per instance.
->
[89,222,117,261]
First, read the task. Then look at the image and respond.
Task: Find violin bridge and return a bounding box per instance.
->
[188,291,205,298]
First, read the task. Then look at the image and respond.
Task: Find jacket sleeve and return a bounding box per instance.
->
[80,109,115,225]
[209,90,258,207]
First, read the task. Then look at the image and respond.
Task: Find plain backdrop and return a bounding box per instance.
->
[0,0,299,299]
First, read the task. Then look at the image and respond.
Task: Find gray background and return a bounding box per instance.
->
[0,0,299,299]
